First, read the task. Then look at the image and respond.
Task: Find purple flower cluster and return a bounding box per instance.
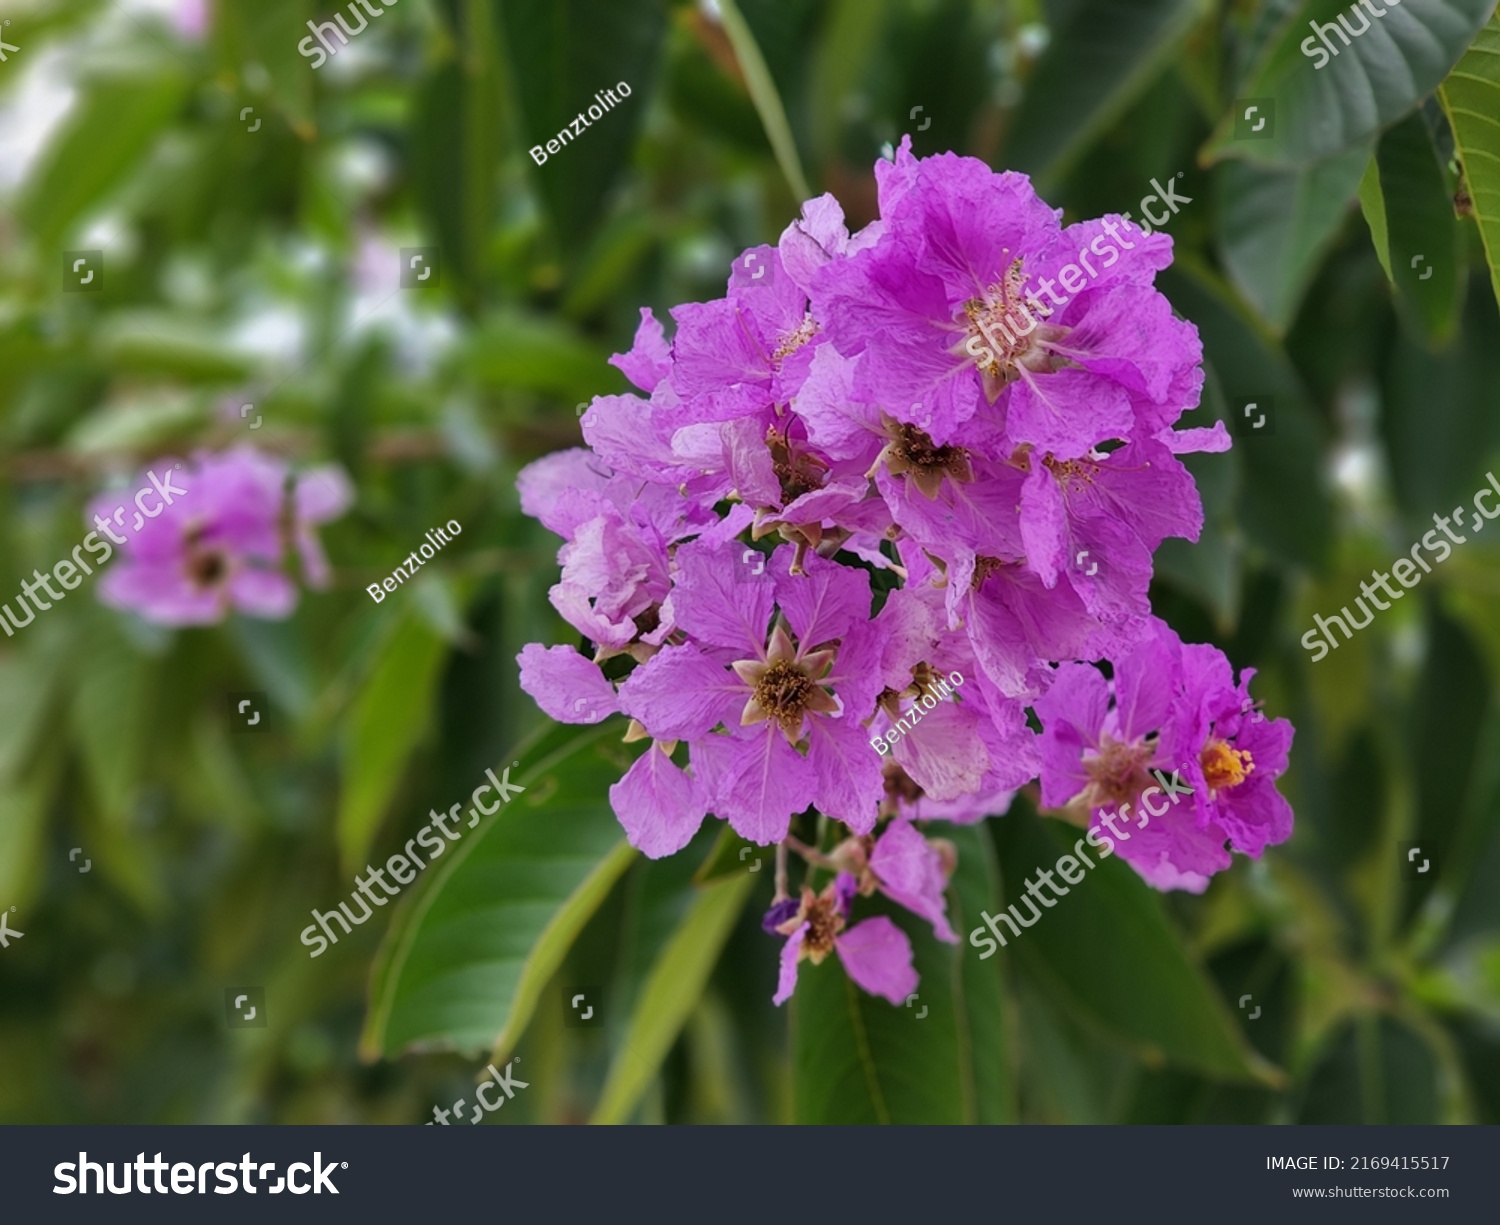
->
[91,446,352,626]
[516,141,1293,1006]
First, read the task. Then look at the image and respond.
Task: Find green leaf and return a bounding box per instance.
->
[1204,0,1496,168]
[1359,154,1395,279]
[692,823,766,884]
[1440,12,1500,314]
[991,802,1277,1083]
[1375,110,1466,345]
[1297,1015,1440,1122]
[410,4,505,303]
[717,0,812,201]
[337,615,449,872]
[466,311,611,402]
[1218,143,1371,331]
[791,824,1008,1123]
[20,72,188,250]
[495,0,668,245]
[1004,0,1210,186]
[1162,262,1333,569]
[947,823,1013,1123]
[69,628,150,828]
[361,724,636,1060]
[591,871,756,1123]
[215,0,315,138]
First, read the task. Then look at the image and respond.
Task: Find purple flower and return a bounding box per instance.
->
[91,446,350,626]
[511,138,1297,1005]
[771,874,917,1006]
[1034,623,1295,891]
[618,542,887,847]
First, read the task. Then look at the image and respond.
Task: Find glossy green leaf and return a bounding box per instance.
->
[1440,12,1500,314]
[337,614,449,872]
[991,802,1277,1083]
[411,4,505,302]
[361,725,636,1059]
[1375,111,1465,345]
[791,824,1008,1123]
[1358,154,1394,279]
[1004,0,1210,185]
[1204,0,1495,168]
[1218,143,1370,330]
[1162,263,1333,569]
[591,871,756,1123]
[495,0,667,244]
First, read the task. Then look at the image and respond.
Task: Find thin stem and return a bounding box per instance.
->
[784,834,835,869]
[774,841,789,902]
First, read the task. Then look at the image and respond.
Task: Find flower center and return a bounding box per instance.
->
[801,893,844,962]
[773,314,818,362]
[1044,455,1099,491]
[182,525,229,590]
[767,427,827,504]
[754,660,817,732]
[1082,735,1156,808]
[961,257,1068,390]
[1201,740,1254,792]
[881,421,972,498]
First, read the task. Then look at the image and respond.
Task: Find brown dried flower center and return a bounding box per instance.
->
[755,661,816,728]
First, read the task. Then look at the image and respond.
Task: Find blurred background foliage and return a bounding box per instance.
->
[1,0,1499,1124]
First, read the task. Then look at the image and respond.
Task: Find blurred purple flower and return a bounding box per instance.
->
[90,446,351,626]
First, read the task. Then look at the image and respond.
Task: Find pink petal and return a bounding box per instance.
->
[608,744,710,859]
[835,917,918,1005]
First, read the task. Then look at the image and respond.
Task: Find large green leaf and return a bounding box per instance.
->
[1162,262,1333,569]
[1204,0,1496,168]
[591,871,756,1123]
[19,71,188,249]
[1440,12,1500,313]
[1004,0,1210,185]
[361,724,636,1059]
[495,0,667,245]
[1218,143,1371,331]
[991,802,1277,1083]
[791,824,1007,1123]
[1372,110,1466,345]
[337,614,450,872]
[410,3,505,304]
